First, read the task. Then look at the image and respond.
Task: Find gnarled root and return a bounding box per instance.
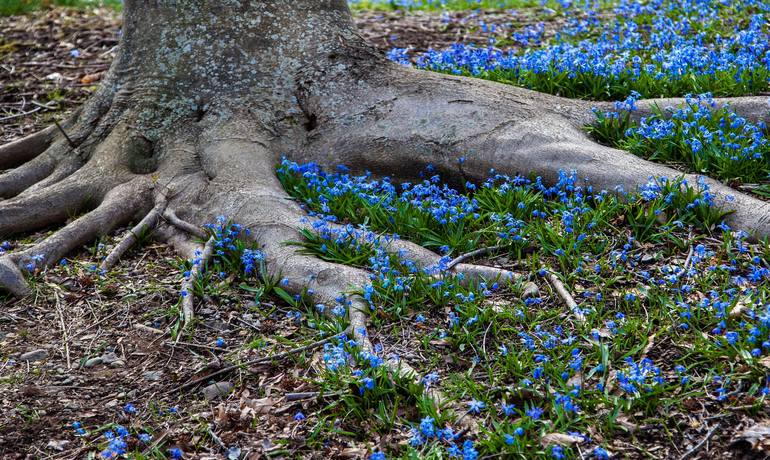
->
[0,178,153,296]
[0,125,58,170]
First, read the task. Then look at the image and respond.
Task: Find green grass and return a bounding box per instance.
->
[267,159,770,458]
[587,93,770,190]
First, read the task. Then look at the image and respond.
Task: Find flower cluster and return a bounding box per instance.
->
[277,158,770,458]
[592,92,770,186]
[389,0,770,100]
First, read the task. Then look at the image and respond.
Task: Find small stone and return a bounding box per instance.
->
[100,352,119,364]
[641,253,655,263]
[46,440,70,451]
[84,357,103,367]
[20,349,48,362]
[110,359,125,367]
[201,381,233,401]
[143,371,163,381]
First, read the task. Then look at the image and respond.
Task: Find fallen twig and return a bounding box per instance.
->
[284,391,321,401]
[678,422,721,460]
[134,323,165,335]
[683,245,695,271]
[164,341,222,352]
[0,106,41,121]
[545,270,586,323]
[207,425,228,452]
[52,290,71,369]
[53,119,76,148]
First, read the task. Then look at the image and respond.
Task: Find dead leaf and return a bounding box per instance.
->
[540,432,583,447]
[215,403,228,425]
[641,334,656,357]
[81,72,104,84]
[566,372,583,388]
[339,447,368,458]
[730,296,752,318]
[240,396,277,419]
[430,339,450,347]
[484,299,508,313]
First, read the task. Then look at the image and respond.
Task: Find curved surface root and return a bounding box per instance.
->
[252,221,468,418]
[0,178,152,296]
[179,236,215,328]
[163,209,207,239]
[314,222,540,297]
[0,172,111,237]
[100,192,168,272]
[0,125,57,171]
[0,153,58,199]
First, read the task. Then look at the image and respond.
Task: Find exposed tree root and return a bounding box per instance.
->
[163,209,207,239]
[0,172,109,236]
[0,178,152,296]
[312,222,540,296]
[0,124,57,170]
[545,270,586,324]
[179,237,216,328]
[19,155,86,197]
[100,192,168,272]
[0,153,58,199]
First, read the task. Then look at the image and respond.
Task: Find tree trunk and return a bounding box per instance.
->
[1,0,769,315]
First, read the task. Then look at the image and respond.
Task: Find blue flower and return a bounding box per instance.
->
[526,406,544,420]
[467,399,486,414]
